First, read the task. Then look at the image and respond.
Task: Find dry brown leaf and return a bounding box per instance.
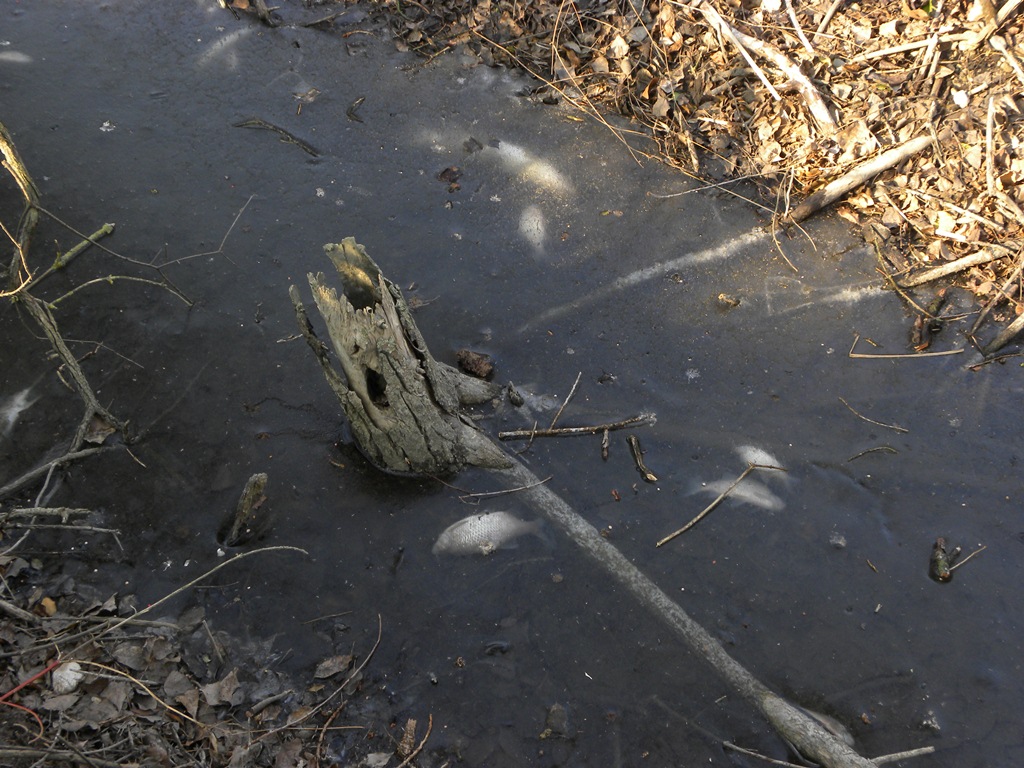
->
[201,668,241,707]
[313,653,354,679]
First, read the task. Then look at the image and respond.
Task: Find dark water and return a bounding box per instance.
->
[2,2,1023,765]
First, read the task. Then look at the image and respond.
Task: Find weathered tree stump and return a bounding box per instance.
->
[288,238,511,476]
[287,241,931,768]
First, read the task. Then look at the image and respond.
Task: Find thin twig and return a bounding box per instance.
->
[549,371,582,429]
[0,597,42,623]
[156,194,254,268]
[986,95,996,195]
[0,750,123,768]
[25,223,116,290]
[725,740,806,767]
[871,746,936,765]
[657,465,755,546]
[970,246,1024,334]
[838,397,908,434]
[47,274,188,308]
[847,446,898,462]
[0,447,112,502]
[458,476,552,502]
[848,334,964,359]
[785,0,815,55]
[982,310,1024,355]
[264,613,383,736]
[893,186,1004,231]
[472,30,646,164]
[498,413,655,440]
[947,544,987,573]
[689,0,781,100]
[74,660,204,727]
[34,205,193,304]
[815,0,844,35]
[847,32,972,63]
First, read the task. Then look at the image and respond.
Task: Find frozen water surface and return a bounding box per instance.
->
[2,2,1023,766]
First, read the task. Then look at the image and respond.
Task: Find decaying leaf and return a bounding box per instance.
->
[201,667,242,707]
[313,653,354,679]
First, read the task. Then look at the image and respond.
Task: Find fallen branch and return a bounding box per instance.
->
[683,0,837,134]
[982,310,1024,355]
[898,246,1007,288]
[493,459,889,768]
[786,133,942,223]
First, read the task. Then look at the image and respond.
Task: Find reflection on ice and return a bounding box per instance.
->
[521,227,769,330]
[488,141,571,195]
[195,27,254,70]
[764,275,884,315]
[519,205,546,252]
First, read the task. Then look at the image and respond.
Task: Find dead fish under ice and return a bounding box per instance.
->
[734,444,790,484]
[431,511,549,556]
[1,386,39,439]
[735,444,783,469]
[693,477,785,511]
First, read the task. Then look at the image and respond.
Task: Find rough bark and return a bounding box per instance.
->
[289,238,510,476]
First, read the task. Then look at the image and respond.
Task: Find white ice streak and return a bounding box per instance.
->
[520,227,770,331]
[195,27,254,70]
[764,275,884,315]
[519,205,546,252]
[696,477,785,511]
[432,510,546,556]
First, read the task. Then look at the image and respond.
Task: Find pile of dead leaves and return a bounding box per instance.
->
[372,0,1024,354]
[0,543,433,768]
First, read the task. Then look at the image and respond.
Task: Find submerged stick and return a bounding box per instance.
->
[491,459,884,768]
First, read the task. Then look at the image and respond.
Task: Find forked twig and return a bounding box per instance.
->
[549,371,582,429]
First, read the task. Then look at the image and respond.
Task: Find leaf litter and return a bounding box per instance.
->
[366,0,1024,354]
[0,534,434,767]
